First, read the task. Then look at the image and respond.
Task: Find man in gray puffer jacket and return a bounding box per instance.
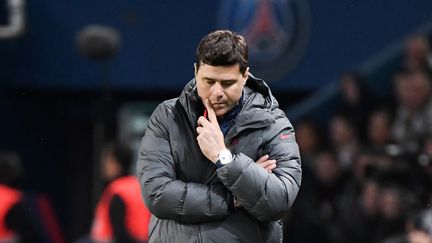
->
[137,30,301,243]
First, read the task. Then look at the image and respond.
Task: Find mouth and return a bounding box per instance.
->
[212,103,225,109]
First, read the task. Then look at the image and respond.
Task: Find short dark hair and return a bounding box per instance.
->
[196,30,248,74]
[102,142,133,173]
[0,151,23,186]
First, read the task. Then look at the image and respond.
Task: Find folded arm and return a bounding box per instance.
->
[137,103,232,224]
[217,113,302,221]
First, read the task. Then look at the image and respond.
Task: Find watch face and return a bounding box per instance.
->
[219,149,233,164]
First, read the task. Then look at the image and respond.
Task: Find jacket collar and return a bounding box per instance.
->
[178,75,277,138]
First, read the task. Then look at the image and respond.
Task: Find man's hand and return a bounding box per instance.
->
[256,155,276,173]
[196,99,227,163]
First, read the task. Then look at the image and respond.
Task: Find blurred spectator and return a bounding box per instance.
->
[0,151,44,243]
[418,136,432,175]
[311,150,347,243]
[283,120,326,243]
[338,179,380,243]
[407,230,432,243]
[341,150,391,206]
[361,180,380,224]
[294,119,323,190]
[417,136,432,204]
[350,152,375,186]
[402,35,432,73]
[367,109,394,152]
[375,184,411,243]
[379,191,429,243]
[336,71,376,140]
[392,70,432,154]
[285,36,432,243]
[90,142,151,243]
[329,114,361,170]
[295,119,323,160]
[284,149,347,243]
[406,209,432,243]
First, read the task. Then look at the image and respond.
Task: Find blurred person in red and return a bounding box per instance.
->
[91,142,151,243]
[0,151,44,243]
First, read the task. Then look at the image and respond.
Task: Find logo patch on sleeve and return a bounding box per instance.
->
[230,137,239,146]
[280,131,291,140]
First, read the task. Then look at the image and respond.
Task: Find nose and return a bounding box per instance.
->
[210,82,224,100]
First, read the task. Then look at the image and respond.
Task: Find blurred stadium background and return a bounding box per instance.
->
[1,0,432,242]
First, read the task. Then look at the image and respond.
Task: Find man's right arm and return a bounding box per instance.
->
[137,103,231,224]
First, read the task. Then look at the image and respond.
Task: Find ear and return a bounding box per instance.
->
[243,67,250,84]
[194,63,198,76]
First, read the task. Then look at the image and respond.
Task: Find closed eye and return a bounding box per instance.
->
[221,80,236,87]
[203,78,216,85]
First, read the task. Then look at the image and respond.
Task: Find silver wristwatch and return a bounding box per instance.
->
[215,149,233,168]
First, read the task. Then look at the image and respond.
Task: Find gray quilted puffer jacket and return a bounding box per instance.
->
[137,76,302,243]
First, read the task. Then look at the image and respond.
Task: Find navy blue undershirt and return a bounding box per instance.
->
[218,93,243,136]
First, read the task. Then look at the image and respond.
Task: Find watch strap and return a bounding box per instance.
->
[215,159,225,168]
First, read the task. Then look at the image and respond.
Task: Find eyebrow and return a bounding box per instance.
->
[202,77,237,83]
[202,77,215,81]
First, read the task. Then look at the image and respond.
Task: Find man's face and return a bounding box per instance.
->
[195,63,248,117]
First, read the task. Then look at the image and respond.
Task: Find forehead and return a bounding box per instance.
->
[197,63,242,80]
